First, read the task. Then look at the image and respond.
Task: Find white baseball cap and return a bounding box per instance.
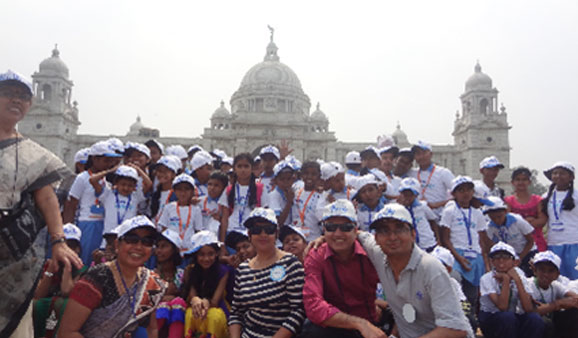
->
[370,203,413,229]
[489,241,516,258]
[321,199,357,223]
[117,215,157,238]
[411,140,432,152]
[430,246,455,268]
[254,155,261,162]
[398,147,414,157]
[212,149,227,159]
[106,138,125,155]
[399,177,420,195]
[89,141,123,157]
[243,208,278,228]
[360,146,380,159]
[259,145,281,160]
[483,196,507,214]
[377,134,396,149]
[285,155,302,171]
[157,155,182,173]
[369,168,387,182]
[279,224,307,242]
[320,162,345,181]
[473,181,494,206]
[115,165,139,181]
[146,139,165,154]
[159,229,183,252]
[190,151,213,171]
[353,174,379,194]
[532,250,561,270]
[63,223,82,242]
[273,160,296,177]
[345,151,361,164]
[379,145,399,156]
[0,69,33,94]
[187,145,203,154]
[74,147,90,164]
[479,156,504,169]
[544,161,575,181]
[165,145,188,160]
[125,142,151,158]
[186,230,222,254]
[172,173,195,188]
[451,175,474,193]
[222,157,233,166]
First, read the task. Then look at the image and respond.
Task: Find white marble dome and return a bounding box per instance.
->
[212,100,231,119]
[310,102,328,121]
[39,46,69,78]
[465,62,492,91]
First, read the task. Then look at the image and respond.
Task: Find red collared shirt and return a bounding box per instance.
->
[303,240,379,326]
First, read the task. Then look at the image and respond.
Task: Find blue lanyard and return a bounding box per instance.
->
[236,184,250,225]
[458,207,473,246]
[114,190,132,225]
[552,191,563,221]
[408,205,419,244]
[116,260,137,318]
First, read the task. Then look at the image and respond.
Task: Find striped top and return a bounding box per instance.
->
[229,254,305,337]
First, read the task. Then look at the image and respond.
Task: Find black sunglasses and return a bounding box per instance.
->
[121,234,156,247]
[248,224,277,235]
[324,223,356,232]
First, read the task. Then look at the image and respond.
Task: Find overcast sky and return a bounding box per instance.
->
[2,0,577,184]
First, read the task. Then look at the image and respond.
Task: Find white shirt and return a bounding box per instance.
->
[195,180,208,198]
[480,270,532,314]
[526,278,568,304]
[157,202,203,252]
[153,189,174,223]
[450,277,467,302]
[543,189,578,245]
[486,213,535,255]
[316,187,356,220]
[68,171,106,221]
[410,164,454,215]
[219,183,270,233]
[291,188,322,241]
[259,175,275,194]
[357,201,386,232]
[407,200,439,250]
[385,175,402,197]
[98,186,146,235]
[269,187,294,226]
[198,195,222,236]
[345,171,361,188]
[474,180,503,198]
[440,201,487,253]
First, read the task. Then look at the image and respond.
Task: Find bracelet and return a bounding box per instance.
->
[51,236,66,246]
[44,271,54,278]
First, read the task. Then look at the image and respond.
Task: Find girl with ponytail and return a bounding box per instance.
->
[539,161,578,279]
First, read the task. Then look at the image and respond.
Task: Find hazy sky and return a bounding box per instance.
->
[2,0,577,184]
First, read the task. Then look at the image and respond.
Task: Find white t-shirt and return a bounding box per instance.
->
[543,189,578,245]
[316,187,356,220]
[345,170,360,188]
[407,200,439,250]
[486,213,535,255]
[258,175,275,194]
[68,171,106,221]
[480,270,532,314]
[385,175,402,197]
[291,188,322,241]
[157,202,203,252]
[219,183,270,233]
[198,195,222,236]
[440,201,487,253]
[357,201,386,232]
[153,189,174,223]
[526,278,568,304]
[450,277,467,302]
[195,180,208,198]
[410,164,454,215]
[567,280,578,293]
[269,187,294,226]
[474,180,503,198]
[98,186,146,235]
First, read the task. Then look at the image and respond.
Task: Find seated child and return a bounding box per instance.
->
[529,251,578,338]
[279,225,307,263]
[224,231,256,268]
[479,242,544,338]
[199,171,228,238]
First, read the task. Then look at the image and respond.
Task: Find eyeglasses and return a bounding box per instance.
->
[373,226,411,236]
[248,224,277,235]
[0,88,32,102]
[121,234,156,247]
[324,223,356,232]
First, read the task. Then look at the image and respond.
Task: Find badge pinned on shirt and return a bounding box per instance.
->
[402,303,416,323]
[270,265,286,282]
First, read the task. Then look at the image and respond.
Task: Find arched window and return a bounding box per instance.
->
[480,98,489,114]
[42,84,52,101]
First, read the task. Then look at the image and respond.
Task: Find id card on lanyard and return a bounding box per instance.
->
[459,207,477,258]
[296,189,315,238]
[236,184,250,228]
[115,191,132,225]
[551,191,564,232]
[176,204,192,241]
[418,165,436,199]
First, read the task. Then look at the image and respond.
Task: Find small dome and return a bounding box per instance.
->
[212,100,231,119]
[465,61,492,91]
[310,102,328,121]
[392,122,410,147]
[39,45,69,78]
[128,116,145,136]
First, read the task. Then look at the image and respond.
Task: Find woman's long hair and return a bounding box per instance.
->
[541,180,575,215]
[182,244,221,299]
[228,153,257,209]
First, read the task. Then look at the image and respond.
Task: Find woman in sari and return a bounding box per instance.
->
[0,70,82,337]
[58,216,167,338]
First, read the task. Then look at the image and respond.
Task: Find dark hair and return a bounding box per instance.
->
[145,140,163,153]
[511,167,532,181]
[157,238,183,267]
[182,244,221,300]
[541,180,575,214]
[301,161,321,174]
[209,170,229,188]
[114,175,137,185]
[225,231,249,249]
[228,153,258,209]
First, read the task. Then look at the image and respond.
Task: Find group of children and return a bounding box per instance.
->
[39,136,578,338]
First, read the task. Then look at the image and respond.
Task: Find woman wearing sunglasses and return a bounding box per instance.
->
[58,216,167,338]
[229,208,306,338]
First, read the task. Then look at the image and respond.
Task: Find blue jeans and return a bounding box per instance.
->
[479,311,544,338]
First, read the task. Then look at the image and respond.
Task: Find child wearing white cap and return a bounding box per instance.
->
[397,178,440,252]
[528,251,578,338]
[289,161,323,241]
[379,145,402,196]
[258,145,281,195]
[151,155,181,221]
[89,165,150,249]
[198,171,229,243]
[190,151,214,197]
[439,176,491,316]
[479,242,544,338]
[484,196,536,276]
[269,160,297,227]
[316,162,357,220]
[475,156,505,199]
[538,161,578,279]
[409,141,455,216]
[344,151,362,188]
[157,174,203,254]
[354,174,386,232]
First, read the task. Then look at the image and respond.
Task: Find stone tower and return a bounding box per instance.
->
[452,61,511,182]
[18,46,80,165]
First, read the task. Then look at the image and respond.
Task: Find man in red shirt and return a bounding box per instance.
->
[302,199,384,338]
